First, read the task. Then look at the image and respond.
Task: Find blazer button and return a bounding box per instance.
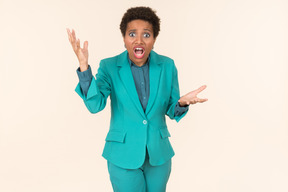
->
[143,120,147,124]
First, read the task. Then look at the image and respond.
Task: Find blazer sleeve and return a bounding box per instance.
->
[75,60,111,114]
[165,61,189,122]
[76,65,93,97]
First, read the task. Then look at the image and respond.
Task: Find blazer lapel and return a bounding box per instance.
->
[145,51,162,115]
[117,51,146,118]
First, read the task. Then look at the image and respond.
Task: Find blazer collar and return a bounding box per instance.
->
[128,54,150,67]
[117,50,162,117]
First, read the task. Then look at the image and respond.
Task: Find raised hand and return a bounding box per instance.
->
[178,85,208,106]
[66,28,89,71]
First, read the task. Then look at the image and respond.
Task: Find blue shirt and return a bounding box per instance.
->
[76,55,188,116]
[129,56,150,111]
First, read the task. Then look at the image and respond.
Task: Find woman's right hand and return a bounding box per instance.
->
[66,28,89,72]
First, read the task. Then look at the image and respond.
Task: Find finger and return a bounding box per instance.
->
[66,28,72,43]
[72,29,76,39]
[66,28,70,37]
[194,97,208,103]
[197,85,207,92]
[68,30,76,50]
[76,38,81,48]
[189,97,207,104]
[83,41,88,51]
[191,100,197,104]
[198,98,208,103]
[71,29,77,45]
[67,29,78,51]
[195,85,207,94]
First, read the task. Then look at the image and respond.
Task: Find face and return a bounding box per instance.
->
[123,19,156,66]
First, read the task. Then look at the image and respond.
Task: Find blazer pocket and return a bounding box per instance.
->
[159,127,171,139]
[105,131,127,143]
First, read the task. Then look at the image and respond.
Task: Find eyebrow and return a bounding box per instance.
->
[144,29,152,32]
[128,29,152,33]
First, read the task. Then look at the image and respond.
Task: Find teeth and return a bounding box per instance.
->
[135,48,143,51]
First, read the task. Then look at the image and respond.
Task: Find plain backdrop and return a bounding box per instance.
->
[0,0,287,191]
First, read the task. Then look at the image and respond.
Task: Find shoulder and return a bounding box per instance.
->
[100,53,121,64]
[150,51,177,73]
[98,51,127,69]
[150,50,174,64]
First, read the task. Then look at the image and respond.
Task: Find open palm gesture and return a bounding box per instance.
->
[66,28,89,71]
[178,85,208,106]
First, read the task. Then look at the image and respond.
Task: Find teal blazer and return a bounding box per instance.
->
[75,50,188,169]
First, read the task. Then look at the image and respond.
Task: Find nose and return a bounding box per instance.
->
[135,35,143,44]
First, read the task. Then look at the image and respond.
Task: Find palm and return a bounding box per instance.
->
[179,85,208,106]
[186,90,199,99]
[77,45,88,64]
[66,28,89,66]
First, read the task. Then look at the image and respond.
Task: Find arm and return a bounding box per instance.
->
[67,28,111,113]
[166,61,189,122]
[75,60,111,113]
[76,65,93,97]
[174,102,189,117]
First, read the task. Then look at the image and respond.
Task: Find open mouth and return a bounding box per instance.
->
[133,47,145,59]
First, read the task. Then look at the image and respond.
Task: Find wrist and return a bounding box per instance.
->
[79,64,88,72]
[178,100,189,107]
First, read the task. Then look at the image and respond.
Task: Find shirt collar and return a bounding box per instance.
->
[128,53,150,68]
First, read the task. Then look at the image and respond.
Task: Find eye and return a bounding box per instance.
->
[129,32,136,37]
[143,33,150,38]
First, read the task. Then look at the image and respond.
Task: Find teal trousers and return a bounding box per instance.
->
[107,149,172,192]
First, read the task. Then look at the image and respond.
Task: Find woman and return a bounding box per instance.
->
[67,6,207,192]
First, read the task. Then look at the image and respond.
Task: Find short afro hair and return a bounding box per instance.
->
[120,6,161,38]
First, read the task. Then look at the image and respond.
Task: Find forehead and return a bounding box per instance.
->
[126,19,153,31]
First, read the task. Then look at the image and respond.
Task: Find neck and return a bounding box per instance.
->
[133,61,146,67]
[129,57,148,67]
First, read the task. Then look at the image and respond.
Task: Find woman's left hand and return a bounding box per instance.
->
[178,85,208,106]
